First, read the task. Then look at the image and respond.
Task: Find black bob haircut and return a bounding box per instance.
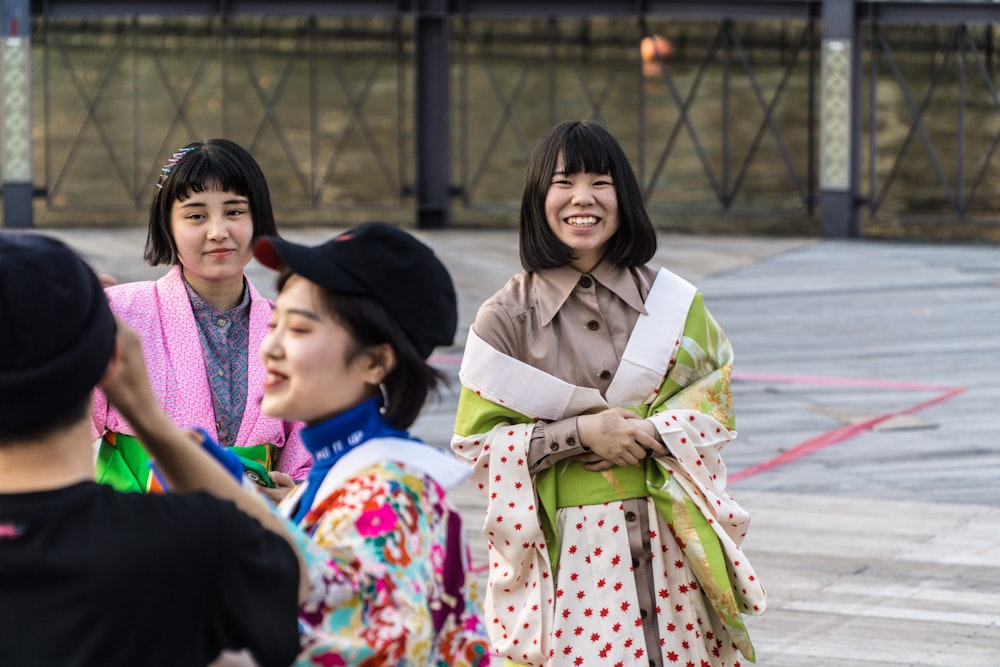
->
[519,120,657,272]
[144,138,278,266]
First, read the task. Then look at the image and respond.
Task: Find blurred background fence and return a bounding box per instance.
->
[3,1,1000,241]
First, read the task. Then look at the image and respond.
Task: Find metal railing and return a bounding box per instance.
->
[3,1,1000,239]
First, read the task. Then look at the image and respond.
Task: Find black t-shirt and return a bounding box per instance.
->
[0,482,299,667]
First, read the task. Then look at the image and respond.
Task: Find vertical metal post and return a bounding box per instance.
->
[819,0,860,237]
[414,0,450,229]
[1,0,33,228]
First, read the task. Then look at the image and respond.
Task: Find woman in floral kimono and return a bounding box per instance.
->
[252,222,491,666]
[92,139,309,500]
[451,121,767,667]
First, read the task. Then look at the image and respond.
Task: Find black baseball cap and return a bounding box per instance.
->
[254,223,457,358]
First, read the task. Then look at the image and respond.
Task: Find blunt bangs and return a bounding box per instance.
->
[169,156,249,203]
[559,125,614,178]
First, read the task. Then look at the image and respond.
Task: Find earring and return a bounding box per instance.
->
[378,382,390,415]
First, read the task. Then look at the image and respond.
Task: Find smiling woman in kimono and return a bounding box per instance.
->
[252,222,490,666]
[92,139,309,500]
[451,121,767,667]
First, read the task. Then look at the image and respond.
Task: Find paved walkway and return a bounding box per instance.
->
[47,227,1000,666]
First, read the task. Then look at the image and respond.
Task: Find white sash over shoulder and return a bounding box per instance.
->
[460,268,697,417]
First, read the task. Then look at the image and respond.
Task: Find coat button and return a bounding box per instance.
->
[580,276,593,288]
[632,557,640,568]
[599,370,611,380]
[625,511,637,522]
[640,608,648,619]
[549,443,559,451]
[566,436,576,446]
[587,320,599,331]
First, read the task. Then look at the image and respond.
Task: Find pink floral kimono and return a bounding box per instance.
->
[92,266,309,487]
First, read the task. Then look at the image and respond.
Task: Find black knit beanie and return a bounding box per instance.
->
[0,232,117,433]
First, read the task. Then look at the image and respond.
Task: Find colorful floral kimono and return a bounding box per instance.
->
[277,400,492,667]
[92,265,309,489]
[452,268,766,667]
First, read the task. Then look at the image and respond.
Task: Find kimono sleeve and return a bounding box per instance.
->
[644,294,744,534]
[292,464,489,667]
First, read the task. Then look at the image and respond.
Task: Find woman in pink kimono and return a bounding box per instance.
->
[451,121,767,667]
[92,139,309,500]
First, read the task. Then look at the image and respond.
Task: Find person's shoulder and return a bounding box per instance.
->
[74,486,296,599]
[104,273,169,322]
[109,269,199,330]
[70,484,213,532]
[477,270,533,320]
[104,487,241,526]
[104,278,157,304]
[118,490,293,557]
[643,264,703,300]
[637,263,660,283]
[340,459,445,507]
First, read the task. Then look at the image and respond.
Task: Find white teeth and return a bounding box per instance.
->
[566,216,598,227]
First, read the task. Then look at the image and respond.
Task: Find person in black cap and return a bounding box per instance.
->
[252,222,490,666]
[0,231,306,667]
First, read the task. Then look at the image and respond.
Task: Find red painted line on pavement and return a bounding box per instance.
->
[730,386,966,483]
[434,353,967,482]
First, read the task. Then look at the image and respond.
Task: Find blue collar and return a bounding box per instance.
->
[293,398,411,523]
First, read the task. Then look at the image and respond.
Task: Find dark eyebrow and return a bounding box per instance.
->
[284,307,322,322]
[178,196,250,208]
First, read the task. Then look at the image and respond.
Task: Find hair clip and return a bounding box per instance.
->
[154,145,197,190]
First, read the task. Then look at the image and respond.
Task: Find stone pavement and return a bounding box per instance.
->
[44,227,1000,666]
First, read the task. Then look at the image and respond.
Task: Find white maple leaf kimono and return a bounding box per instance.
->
[451,268,766,667]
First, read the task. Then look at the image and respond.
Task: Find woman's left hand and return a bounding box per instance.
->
[579,414,666,471]
[579,426,665,471]
[577,408,666,468]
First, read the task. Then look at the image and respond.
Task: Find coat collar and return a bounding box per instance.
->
[534,262,648,327]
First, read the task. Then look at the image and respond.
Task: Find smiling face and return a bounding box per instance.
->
[169,188,254,296]
[544,154,620,273]
[259,275,383,426]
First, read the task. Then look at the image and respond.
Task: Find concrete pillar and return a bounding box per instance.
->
[1,0,33,228]
[414,0,450,228]
[819,0,860,238]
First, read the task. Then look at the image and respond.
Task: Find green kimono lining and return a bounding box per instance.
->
[95,431,273,493]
